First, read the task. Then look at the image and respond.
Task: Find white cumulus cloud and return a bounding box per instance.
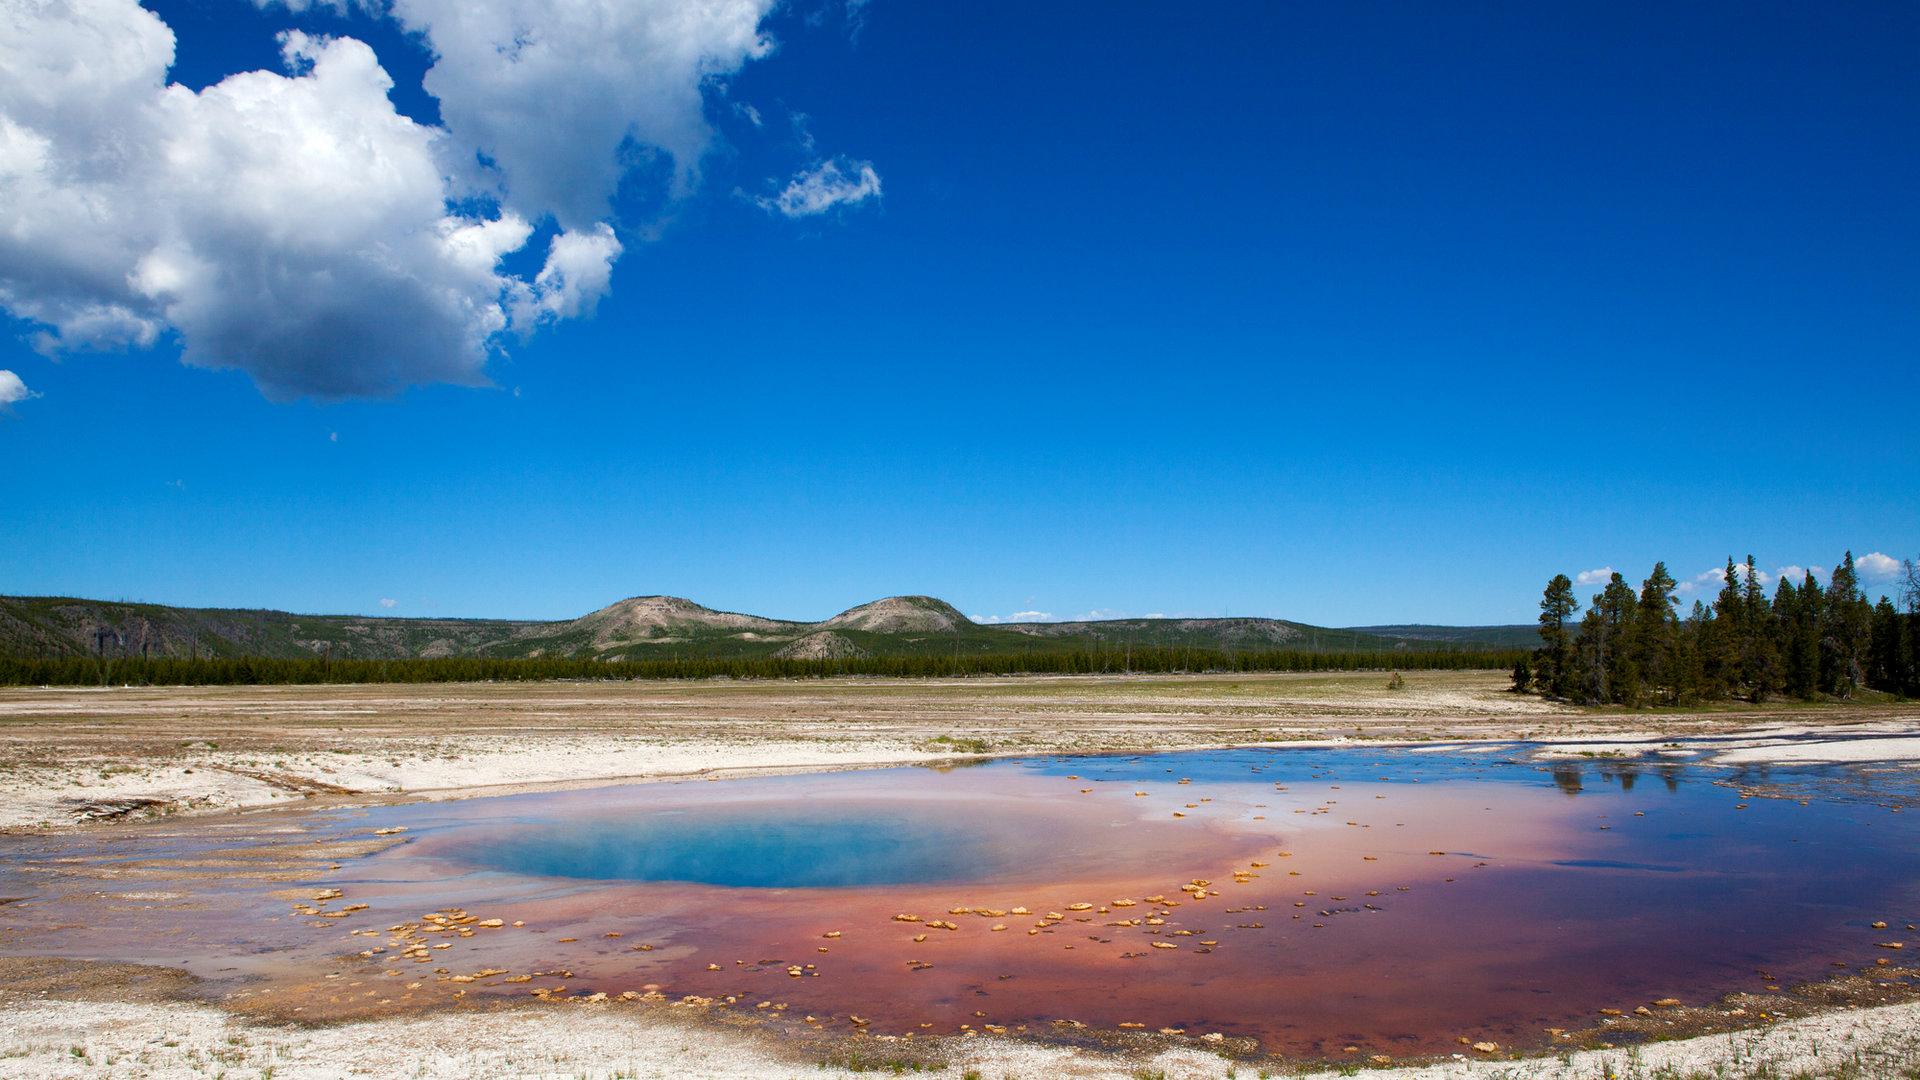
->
[761,157,882,218]
[0,369,34,407]
[1678,564,1769,595]
[379,597,397,608]
[1574,567,1615,587]
[1775,565,1826,586]
[386,0,774,229]
[0,0,820,400]
[1857,552,1902,583]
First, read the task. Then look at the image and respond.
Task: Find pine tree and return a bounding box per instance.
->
[1510,653,1533,693]
[1676,601,1710,704]
[1741,556,1777,701]
[1635,562,1679,705]
[1538,575,1580,698]
[1784,572,1823,699]
[1707,556,1744,697]
[1821,552,1871,697]
[1869,596,1901,694]
[1572,607,1606,704]
[1599,573,1640,705]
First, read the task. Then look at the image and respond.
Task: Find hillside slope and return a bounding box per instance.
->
[0,593,1522,662]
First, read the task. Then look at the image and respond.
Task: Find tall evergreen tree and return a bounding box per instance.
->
[1705,556,1744,696]
[1869,596,1901,694]
[1598,573,1640,705]
[1635,562,1679,705]
[1676,601,1709,704]
[1783,572,1823,699]
[1741,556,1777,701]
[1573,606,1606,704]
[1538,575,1580,698]
[1821,552,1871,697]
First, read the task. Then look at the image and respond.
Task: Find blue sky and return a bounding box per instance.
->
[1,0,1914,627]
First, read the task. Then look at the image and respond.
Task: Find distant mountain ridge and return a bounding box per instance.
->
[0,592,1523,662]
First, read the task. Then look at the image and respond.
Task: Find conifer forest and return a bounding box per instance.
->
[1520,552,1920,705]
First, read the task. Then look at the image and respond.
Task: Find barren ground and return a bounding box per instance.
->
[2,671,1918,1079]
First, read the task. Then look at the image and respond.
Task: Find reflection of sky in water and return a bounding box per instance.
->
[6,744,1917,1055]
[431,747,1920,897]
[399,747,1920,1053]
[466,808,1014,887]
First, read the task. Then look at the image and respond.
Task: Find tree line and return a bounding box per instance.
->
[0,644,1526,687]
[1520,551,1919,705]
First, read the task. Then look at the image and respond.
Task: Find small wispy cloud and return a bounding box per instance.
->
[845,0,874,40]
[760,158,882,218]
[970,610,1053,624]
[379,598,397,609]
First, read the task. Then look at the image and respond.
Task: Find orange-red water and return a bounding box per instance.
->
[3,747,1917,1057]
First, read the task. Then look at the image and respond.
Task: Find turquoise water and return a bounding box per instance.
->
[462,805,1014,887]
